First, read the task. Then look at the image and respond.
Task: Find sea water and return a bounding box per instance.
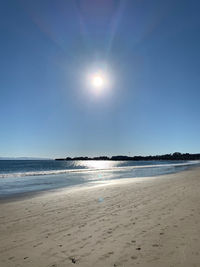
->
[0,160,198,197]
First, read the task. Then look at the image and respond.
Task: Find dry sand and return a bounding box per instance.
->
[0,167,200,267]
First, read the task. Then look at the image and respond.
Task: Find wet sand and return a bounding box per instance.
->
[0,167,200,267]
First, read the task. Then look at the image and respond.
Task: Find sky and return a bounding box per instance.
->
[1,0,200,158]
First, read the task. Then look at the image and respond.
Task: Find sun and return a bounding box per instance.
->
[92,74,104,88]
[86,68,111,96]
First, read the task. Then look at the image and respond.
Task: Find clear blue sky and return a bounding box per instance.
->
[1,0,200,158]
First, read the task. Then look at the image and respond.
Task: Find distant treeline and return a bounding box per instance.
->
[55,152,200,161]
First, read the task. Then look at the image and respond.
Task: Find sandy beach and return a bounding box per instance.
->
[0,167,200,267]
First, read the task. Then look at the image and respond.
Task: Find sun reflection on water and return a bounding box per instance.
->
[80,160,114,170]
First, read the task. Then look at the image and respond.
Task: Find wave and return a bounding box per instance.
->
[0,161,199,179]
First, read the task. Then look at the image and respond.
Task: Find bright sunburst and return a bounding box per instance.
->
[92,75,104,88]
[85,66,112,97]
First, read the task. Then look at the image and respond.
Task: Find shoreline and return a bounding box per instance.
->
[0,174,162,203]
[0,163,198,203]
[1,167,200,266]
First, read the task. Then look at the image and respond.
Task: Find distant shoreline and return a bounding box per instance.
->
[55,152,200,161]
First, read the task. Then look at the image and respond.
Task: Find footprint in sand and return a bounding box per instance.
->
[33,242,43,247]
[131,256,138,260]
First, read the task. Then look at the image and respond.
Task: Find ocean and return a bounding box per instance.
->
[0,160,198,197]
